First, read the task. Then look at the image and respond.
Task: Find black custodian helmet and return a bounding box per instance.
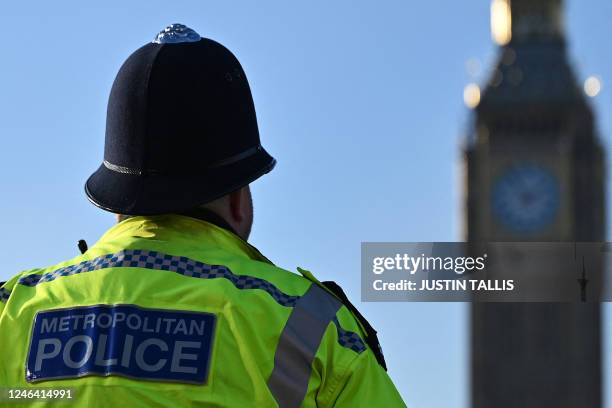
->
[85,24,276,215]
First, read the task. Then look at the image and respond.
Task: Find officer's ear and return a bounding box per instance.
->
[229,185,253,224]
[228,186,253,238]
[228,188,244,223]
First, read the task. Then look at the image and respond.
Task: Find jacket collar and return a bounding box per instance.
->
[94,214,273,264]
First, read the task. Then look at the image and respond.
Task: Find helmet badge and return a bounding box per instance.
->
[153,23,201,44]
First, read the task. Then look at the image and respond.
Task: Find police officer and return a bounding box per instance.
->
[0,24,405,407]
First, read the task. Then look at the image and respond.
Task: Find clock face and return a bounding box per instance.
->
[492,164,560,233]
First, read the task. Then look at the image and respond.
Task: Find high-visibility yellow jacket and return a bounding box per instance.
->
[0,215,405,407]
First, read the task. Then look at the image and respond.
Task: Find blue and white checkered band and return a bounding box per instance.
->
[333,317,367,353]
[153,24,201,44]
[16,250,367,355]
[0,287,10,302]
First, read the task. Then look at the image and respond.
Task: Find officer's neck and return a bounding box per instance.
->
[178,208,241,237]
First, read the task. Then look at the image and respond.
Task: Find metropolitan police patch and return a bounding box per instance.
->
[26,304,216,384]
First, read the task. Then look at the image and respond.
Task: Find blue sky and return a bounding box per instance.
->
[0,1,610,407]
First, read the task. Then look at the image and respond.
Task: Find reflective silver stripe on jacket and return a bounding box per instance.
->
[268,284,342,408]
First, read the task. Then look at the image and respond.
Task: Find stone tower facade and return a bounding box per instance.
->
[465,1,604,406]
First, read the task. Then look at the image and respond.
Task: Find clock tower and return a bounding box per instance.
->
[465,0,604,407]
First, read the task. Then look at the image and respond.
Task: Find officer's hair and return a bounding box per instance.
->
[117,196,228,223]
[117,214,131,222]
